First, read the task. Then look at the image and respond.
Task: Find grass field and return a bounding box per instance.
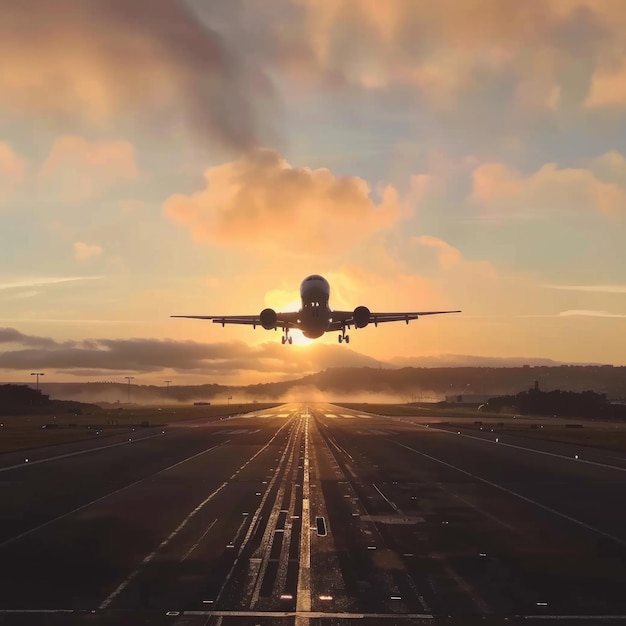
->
[461,422,626,453]
[335,402,626,453]
[334,401,506,419]
[0,403,281,453]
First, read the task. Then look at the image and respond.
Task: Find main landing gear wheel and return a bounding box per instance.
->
[281,331,293,345]
[338,333,350,344]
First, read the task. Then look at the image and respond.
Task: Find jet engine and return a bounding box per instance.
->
[353,305,370,328]
[260,308,278,330]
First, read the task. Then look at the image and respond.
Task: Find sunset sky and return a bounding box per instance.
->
[1,0,626,385]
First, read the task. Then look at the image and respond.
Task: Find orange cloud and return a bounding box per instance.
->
[74,242,103,262]
[586,63,626,107]
[39,136,138,201]
[0,142,26,201]
[470,154,626,217]
[163,148,407,256]
[589,151,626,184]
[288,1,626,110]
[415,235,461,268]
[414,235,498,281]
[0,0,276,151]
[580,2,626,107]
[324,264,439,312]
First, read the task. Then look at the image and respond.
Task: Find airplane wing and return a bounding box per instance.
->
[171,312,300,329]
[330,309,461,329]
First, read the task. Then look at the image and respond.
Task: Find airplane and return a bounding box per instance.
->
[172,274,461,345]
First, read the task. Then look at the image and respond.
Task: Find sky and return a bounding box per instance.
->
[1,0,626,386]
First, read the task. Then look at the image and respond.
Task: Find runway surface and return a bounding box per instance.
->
[2,403,626,625]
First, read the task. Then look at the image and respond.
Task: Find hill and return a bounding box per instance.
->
[0,384,100,416]
[17,365,626,405]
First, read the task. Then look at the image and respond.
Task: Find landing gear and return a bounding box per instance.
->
[338,328,350,344]
[281,329,293,345]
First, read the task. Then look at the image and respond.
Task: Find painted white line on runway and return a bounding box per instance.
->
[101,419,295,609]
[372,483,403,515]
[99,478,230,608]
[0,440,228,551]
[434,426,626,474]
[249,419,303,607]
[184,610,434,619]
[212,419,299,608]
[396,442,626,548]
[180,518,218,562]
[7,609,626,620]
[448,491,515,531]
[0,432,164,473]
[325,433,355,462]
[296,414,312,622]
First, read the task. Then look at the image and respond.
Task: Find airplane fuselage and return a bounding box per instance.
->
[298,274,332,338]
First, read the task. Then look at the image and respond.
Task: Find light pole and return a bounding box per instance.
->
[124,376,134,403]
[30,372,44,391]
[164,380,172,393]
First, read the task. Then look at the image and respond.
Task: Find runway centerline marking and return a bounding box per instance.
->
[296,413,312,623]
[0,440,228,551]
[395,442,626,548]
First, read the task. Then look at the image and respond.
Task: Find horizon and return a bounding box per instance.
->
[2,1,626,384]
[0,353,619,387]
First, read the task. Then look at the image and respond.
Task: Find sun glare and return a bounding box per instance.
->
[291,329,314,347]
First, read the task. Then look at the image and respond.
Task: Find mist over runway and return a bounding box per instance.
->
[2,404,626,625]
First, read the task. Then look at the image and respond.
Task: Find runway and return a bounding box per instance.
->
[1,404,626,624]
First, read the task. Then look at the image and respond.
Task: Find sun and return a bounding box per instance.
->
[291,329,314,347]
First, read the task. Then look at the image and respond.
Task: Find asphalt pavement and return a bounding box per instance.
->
[1,403,626,625]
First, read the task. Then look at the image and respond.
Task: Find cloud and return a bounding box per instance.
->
[0,0,277,151]
[0,276,102,291]
[545,284,626,294]
[164,148,406,256]
[586,62,626,107]
[589,151,626,185]
[470,155,626,217]
[414,235,498,281]
[39,136,138,201]
[415,235,462,269]
[286,0,618,111]
[324,264,440,311]
[0,327,58,348]
[0,142,26,202]
[390,354,563,367]
[0,328,379,375]
[73,242,103,262]
[558,309,626,318]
